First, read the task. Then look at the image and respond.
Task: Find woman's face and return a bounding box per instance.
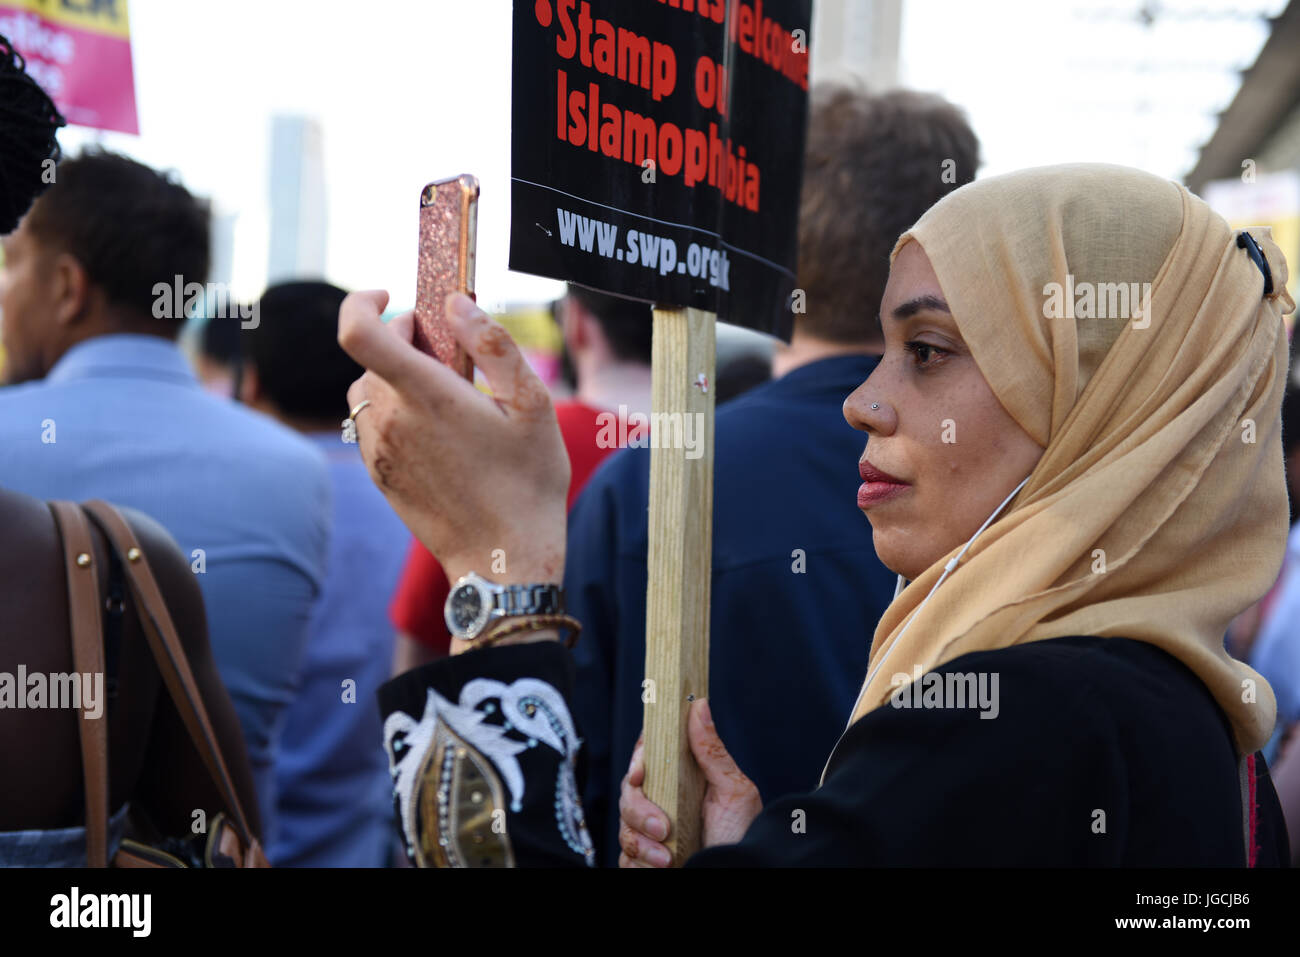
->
[844,241,1045,581]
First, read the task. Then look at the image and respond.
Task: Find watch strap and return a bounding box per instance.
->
[492,583,564,618]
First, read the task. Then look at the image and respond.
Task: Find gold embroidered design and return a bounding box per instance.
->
[411,724,515,868]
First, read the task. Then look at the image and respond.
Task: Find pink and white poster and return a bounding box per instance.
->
[0,0,138,134]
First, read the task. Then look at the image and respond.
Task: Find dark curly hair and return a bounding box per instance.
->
[797,84,979,345]
[241,281,358,423]
[0,33,65,234]
[24,149,211,324]
[565,282,653,364]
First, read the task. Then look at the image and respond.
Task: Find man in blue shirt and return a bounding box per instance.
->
[0,151,330,843]
[565,86,982,865]
[239,281,412,867]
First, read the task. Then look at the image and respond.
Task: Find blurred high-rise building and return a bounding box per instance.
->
[267,114,327,282]
[208,207,238,288]
[811,0,901,90]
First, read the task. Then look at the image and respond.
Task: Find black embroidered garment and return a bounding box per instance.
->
[379,644,595,867]
[377,636,1291,867]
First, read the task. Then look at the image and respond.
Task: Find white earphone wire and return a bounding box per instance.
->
[839,472,1033,734]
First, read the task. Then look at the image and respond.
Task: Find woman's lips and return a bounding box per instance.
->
[858,460,910,509]
[858,482,909,508]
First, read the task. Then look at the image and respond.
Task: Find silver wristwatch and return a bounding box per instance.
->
[443,572,565,642]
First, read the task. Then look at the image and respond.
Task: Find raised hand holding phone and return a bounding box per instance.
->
[338,287,569,591]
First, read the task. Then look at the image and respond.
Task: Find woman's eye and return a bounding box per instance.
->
[904,340,947,368]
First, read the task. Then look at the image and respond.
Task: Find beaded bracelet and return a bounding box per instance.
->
[475,613,582,651]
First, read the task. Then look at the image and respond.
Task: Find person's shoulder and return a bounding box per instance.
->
[839,637,1156,773]
[945,635,1202,689]
[566,444,652,562]
[553,398,618,468]
[578,440,650,500]
[93,505,209,652]
[0,378,47,405]
[204,400,330,474]
[944,633,1133,669]
[553,398,601,430]
[0,378,58,429]
[929,635,1229,746]
[712,357,875,453]
[713,372,791,423]
[716,354,878,416]
[116,506,200,584]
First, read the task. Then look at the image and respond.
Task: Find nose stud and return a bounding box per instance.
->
[871,403,880,410]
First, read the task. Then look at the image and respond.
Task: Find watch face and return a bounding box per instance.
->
[449,583,485,635]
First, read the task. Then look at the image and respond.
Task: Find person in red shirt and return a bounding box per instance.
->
[389,285,651,670]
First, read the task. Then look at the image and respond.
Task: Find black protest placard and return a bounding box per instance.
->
[510,0,811,340]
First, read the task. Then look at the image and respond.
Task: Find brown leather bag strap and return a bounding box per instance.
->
[80,499,258,847]
[48,500,109,868]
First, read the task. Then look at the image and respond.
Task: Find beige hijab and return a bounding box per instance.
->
[848,164,1293,756]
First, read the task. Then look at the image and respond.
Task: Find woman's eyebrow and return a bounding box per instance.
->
[890,295,951,320]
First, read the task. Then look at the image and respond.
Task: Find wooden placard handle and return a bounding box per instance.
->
[642,305,716,864]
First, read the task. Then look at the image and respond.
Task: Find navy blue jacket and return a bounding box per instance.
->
[564,354,898,866]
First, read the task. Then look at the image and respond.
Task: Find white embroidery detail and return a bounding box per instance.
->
[484,680,595,866]
[383,678,595,866]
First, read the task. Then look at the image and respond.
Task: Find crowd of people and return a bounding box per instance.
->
[1,30,1297,869]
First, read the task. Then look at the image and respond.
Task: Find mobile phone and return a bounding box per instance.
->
[413,174,479,380]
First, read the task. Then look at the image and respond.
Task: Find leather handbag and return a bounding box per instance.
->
[48,498,268,868]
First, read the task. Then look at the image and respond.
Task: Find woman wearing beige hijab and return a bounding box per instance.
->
[339,163,1291,867]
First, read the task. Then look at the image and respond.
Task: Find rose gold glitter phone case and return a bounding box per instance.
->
[414,174,479,380]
